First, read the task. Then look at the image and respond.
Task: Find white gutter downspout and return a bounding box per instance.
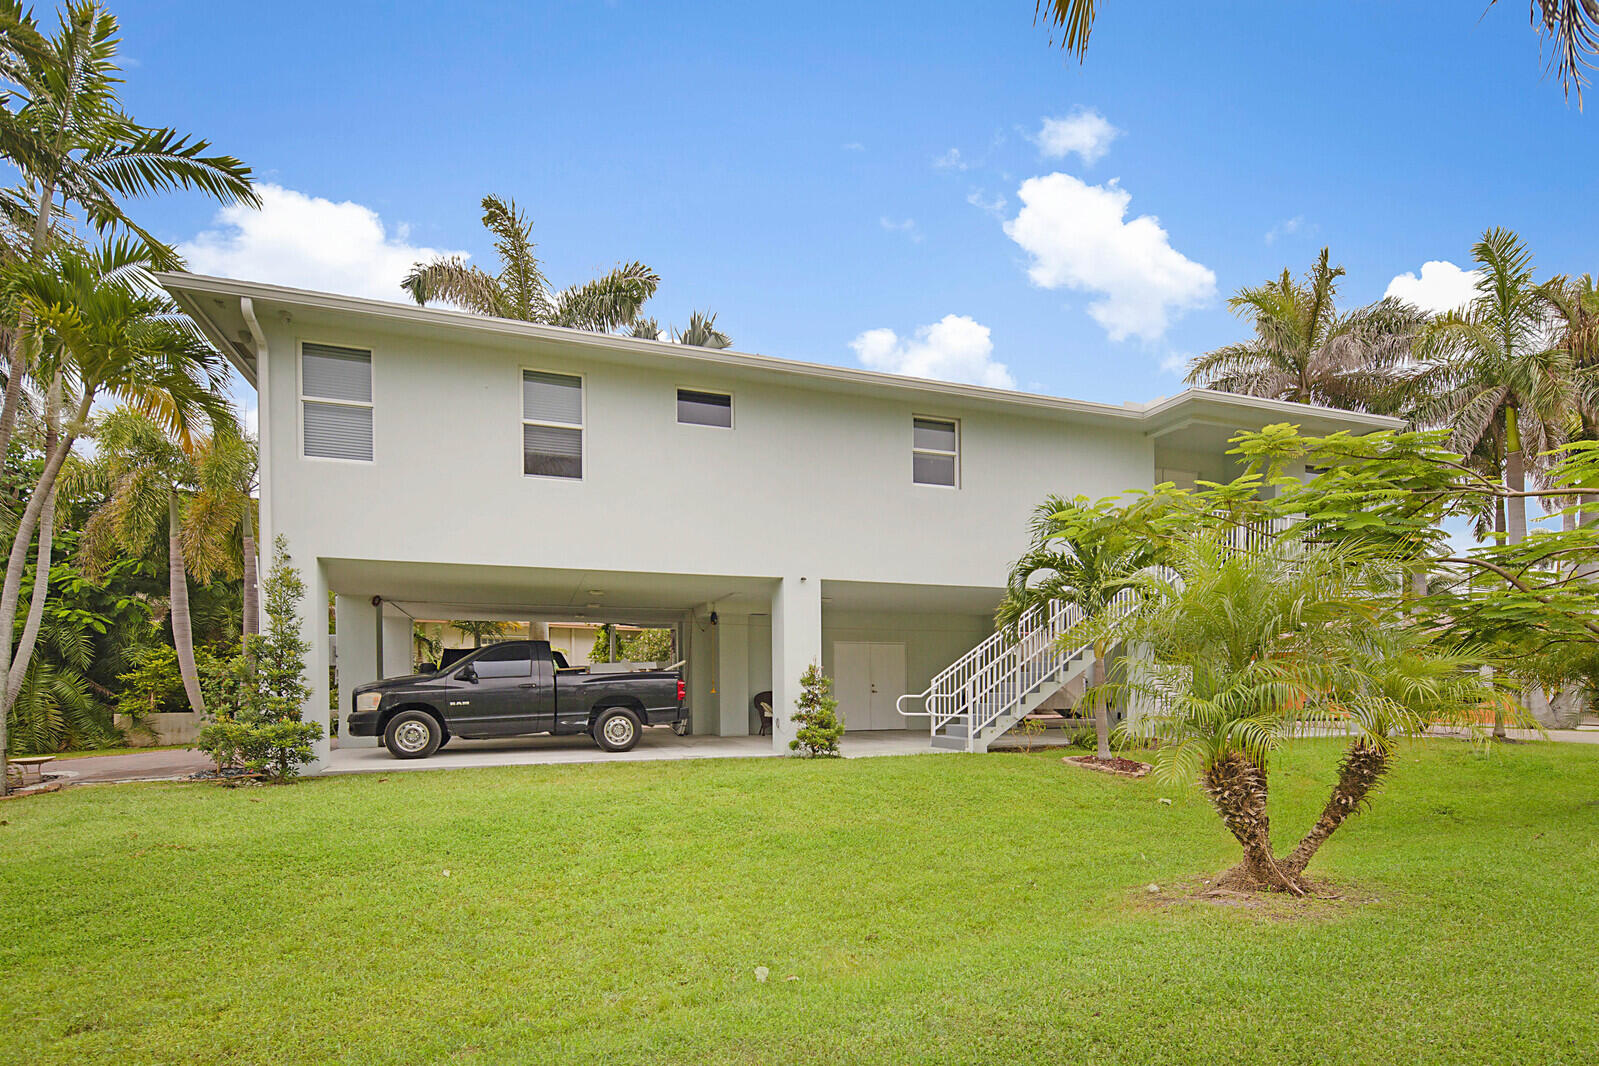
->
[239,297,271,633]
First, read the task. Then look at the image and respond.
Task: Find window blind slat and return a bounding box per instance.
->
[523,423,583,478]
[523,371,583,424]
[302,344,372,402]
[913,452,956,487]
[913,418,956,452]
[677,389,732,427]
[304,402,373,461]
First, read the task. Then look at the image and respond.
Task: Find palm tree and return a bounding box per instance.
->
[1541,273,1599,530]
[402,195,659,332]
[82,407,242,716]
[1032,2,1599,102]
[450,619,516,649]
[0,0,256,465]
[184,426,259,640]
[1186,248,1426,412]
[0,240,232,776]
[673,310,732,350]
[996,496,1155,761]
[1409,229,1572,545]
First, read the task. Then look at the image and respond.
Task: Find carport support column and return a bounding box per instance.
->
[300,558,332,773]
[333,595,378,749]
[771,576,822,754]
[382,611,412,678]
[717,613,751,737]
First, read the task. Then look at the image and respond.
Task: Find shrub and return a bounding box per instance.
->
[196,537,321,783]
[789,662,844,757]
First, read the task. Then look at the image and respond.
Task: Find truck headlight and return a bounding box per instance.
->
[355,692,382,713]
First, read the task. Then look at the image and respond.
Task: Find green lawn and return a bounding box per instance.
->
[2,741,1596,1065]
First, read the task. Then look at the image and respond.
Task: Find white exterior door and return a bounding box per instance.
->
[833,642,907,731]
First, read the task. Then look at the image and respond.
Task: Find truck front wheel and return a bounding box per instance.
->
[384,710,442,759]
[593,708,642,752]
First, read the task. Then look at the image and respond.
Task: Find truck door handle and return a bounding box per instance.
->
[518,683,538,689]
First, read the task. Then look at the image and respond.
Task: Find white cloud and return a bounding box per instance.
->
[1035,109,1120,165]
[1385,260,1483,315]
[966,188,1007,217]
[1002,173,1216,342]
[879,216,922,242]
[1265,215,1312,245]
[933,147,968,171]
[1159,352,1191,376]
[842,141,865,151]
[179,183,467,302]
[850,314,1014,389]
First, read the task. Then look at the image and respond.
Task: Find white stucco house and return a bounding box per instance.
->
[159,272,1400,767]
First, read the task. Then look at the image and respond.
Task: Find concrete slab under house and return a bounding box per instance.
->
[160,272,1401,769]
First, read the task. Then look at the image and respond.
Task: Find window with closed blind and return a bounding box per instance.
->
[301,343,373,461]
[523,369,583,478]
[677,388,733,428]
[912,417,958,487]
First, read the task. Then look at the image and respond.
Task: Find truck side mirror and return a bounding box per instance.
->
[458,664,478,684]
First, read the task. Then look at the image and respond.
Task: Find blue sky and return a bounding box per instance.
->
[109,0,1595,408]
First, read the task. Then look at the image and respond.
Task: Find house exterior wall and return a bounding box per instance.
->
[253,314,1156,590]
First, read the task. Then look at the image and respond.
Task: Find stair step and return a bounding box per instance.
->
[930,735,968,751]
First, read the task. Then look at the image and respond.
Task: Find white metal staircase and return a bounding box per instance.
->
[896,593,1129,753]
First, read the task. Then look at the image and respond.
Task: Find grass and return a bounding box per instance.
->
[2,740,1596,1065]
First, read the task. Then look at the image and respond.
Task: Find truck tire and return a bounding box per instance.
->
[384,710,442,760]
[593,707,642,752]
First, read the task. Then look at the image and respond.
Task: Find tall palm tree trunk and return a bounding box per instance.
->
[1504,407,1528,545]
[167,492,206,716]
[1091,645,1111,761]
[0,389,94,705]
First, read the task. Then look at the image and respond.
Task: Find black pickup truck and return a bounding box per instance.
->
[348,640,687,759]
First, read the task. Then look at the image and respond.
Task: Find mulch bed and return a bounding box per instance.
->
[1063,754,1151,777]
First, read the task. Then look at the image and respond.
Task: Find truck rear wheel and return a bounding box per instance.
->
[593,708,642,752]
[384,710,442,759]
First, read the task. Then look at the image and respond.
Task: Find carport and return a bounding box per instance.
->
[322,559,1005,758]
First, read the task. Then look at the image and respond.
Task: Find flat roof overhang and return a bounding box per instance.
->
[157,272,1404,438]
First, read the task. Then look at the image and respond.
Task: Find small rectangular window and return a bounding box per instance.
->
[524,370,583,479]
[913,417,958,487]
[301,343,373,461]
[677,389,732,428]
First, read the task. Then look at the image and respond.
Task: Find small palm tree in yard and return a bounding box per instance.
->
[1119,535,1505,895]
[997,496,1155,762]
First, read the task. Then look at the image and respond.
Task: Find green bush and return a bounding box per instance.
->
[789,662,844,757]
[196,537,321,783]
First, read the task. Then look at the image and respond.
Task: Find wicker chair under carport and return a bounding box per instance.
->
[753,690,774,736]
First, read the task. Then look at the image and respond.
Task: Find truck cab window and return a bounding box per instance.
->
[470,642,533,679]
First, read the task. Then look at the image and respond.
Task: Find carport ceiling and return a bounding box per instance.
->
[820,579,1002,615]
[326,559,777,621]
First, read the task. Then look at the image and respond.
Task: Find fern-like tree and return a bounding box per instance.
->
[1409,229,1572,545]
[997,495,1155,761]
[1186,248,1425,413]
[402,195,659,331]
